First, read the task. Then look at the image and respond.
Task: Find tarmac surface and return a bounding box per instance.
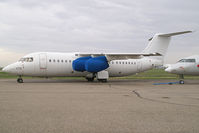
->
[0,78,199,133]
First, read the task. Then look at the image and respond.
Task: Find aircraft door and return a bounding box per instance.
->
[39,53,47,69]
[16,62,24,75]
[137,60,142,72]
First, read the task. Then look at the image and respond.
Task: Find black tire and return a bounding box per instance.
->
[98,79,107,83]
[17,78,23,83]
[179,80,184,84]
[86,77,94,82]
[102,79,107,83]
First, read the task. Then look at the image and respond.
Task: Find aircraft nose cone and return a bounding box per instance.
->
[165,66,177,73]
[165,67,173,73]
[2,63,18,74]
[2,67,8,72]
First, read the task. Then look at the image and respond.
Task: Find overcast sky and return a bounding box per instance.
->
[0,0,199,67]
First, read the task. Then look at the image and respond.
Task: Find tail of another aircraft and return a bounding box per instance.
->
[143,31,192,58]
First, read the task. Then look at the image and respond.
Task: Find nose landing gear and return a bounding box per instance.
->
[179,74,184,84]
[179,80,185,84]
[17,76,23,83]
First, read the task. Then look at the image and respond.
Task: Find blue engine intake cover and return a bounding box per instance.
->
[85,56,109,73]
[72,56,91,72]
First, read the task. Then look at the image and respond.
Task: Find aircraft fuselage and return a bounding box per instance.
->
[3,52,161,77]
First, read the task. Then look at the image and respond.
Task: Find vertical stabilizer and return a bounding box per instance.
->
[143,34,171,56]
[143,31,192,56]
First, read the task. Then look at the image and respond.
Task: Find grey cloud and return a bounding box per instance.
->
[0,0,198,66]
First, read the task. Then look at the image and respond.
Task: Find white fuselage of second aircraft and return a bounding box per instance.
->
[165,55,199,75]
[3,52,160,77]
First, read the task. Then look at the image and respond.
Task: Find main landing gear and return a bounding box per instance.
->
[17,76,23,83]
[86,77,107,82]
[179,74,184,84]
[97,79,107,82]
[86,77,95,82]
[85,71,109,83]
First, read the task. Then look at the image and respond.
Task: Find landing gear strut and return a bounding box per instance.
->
[17,76,23,83]
[179,74,184,84]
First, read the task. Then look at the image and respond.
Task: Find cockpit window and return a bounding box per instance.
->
[178,59,196,63]
[19,57,34,62]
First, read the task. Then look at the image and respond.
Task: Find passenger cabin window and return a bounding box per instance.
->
[19,57,33,62]
[49,59,51,62]
[178,59,196,63]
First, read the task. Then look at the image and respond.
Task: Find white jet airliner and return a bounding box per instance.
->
[165,55,199,84]
[3,31,192,83]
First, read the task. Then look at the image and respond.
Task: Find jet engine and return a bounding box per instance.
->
[85,56,109,73]
[72,56,91,72]
[72,56,109,73]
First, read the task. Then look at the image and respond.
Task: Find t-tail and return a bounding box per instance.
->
[143,31,192,63]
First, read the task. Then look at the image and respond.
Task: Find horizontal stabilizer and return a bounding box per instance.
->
[158,31,192,37]
[145,30,192,56]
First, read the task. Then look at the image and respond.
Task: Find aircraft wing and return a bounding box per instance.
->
[78,53,161,61]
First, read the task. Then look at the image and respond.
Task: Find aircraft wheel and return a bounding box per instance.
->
[98,79,107,83]
[179,80,184,84]
[17,78,23,83]
[86,77,94,82]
